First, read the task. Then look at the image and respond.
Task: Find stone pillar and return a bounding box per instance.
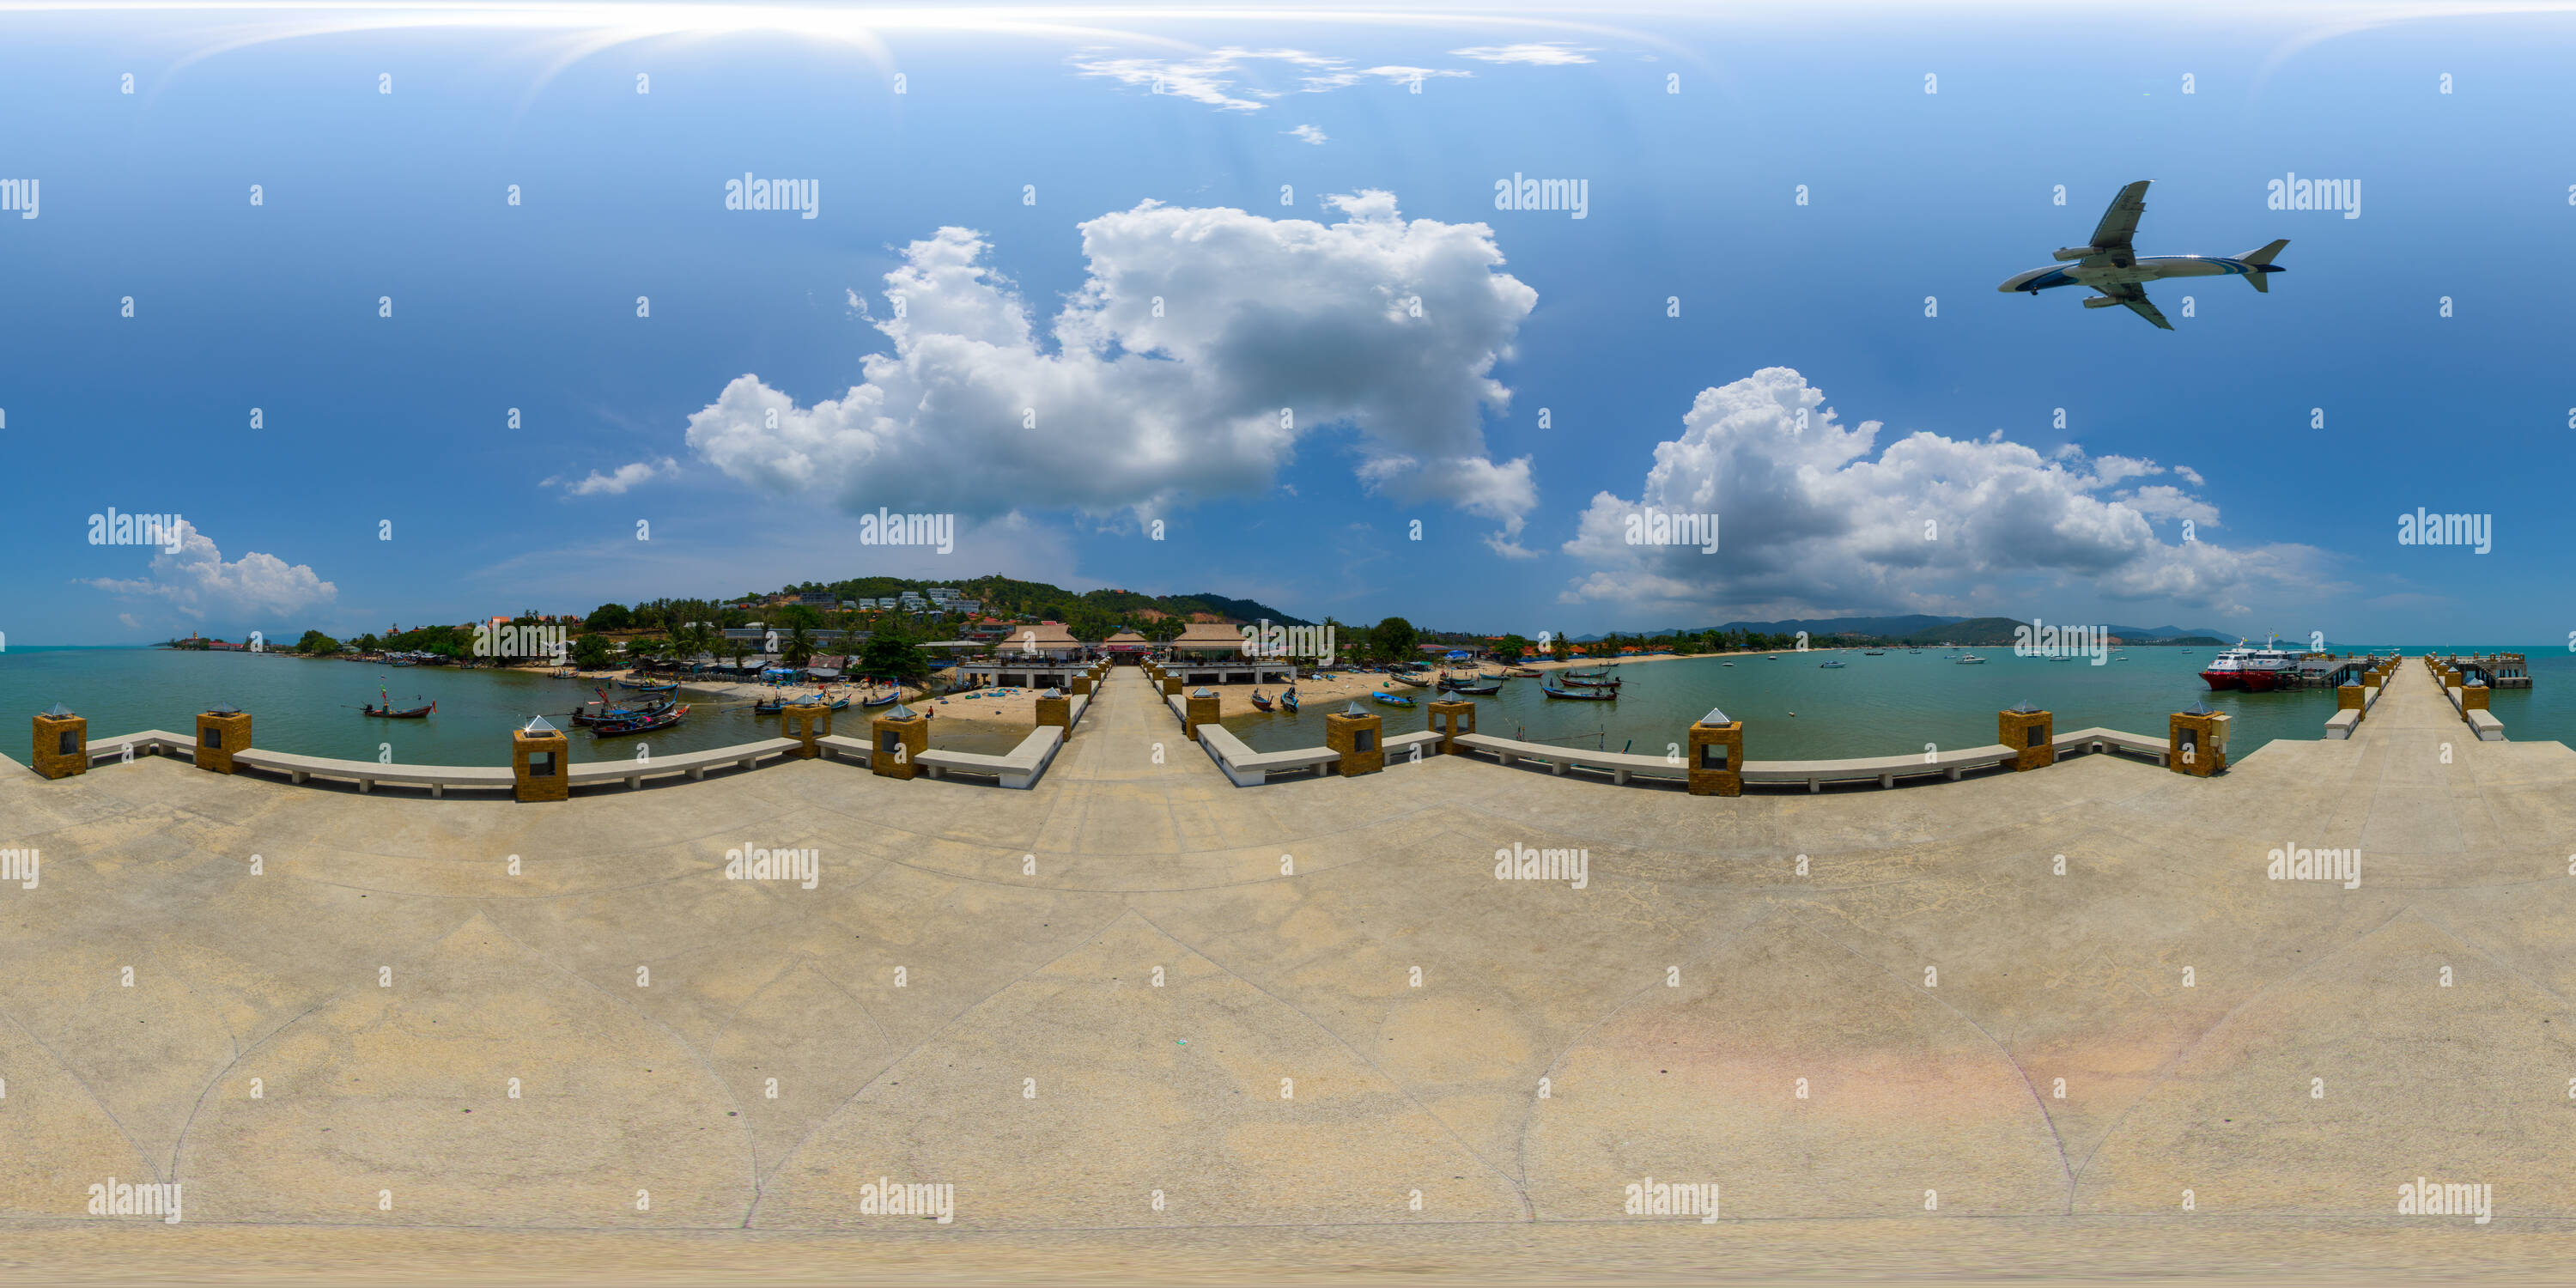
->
[2463,685,2492,711]
[1324,706,1384,776]
[1071,674,1093,696]
[1997,706,2052,772]
[872,707,929,780]
[196,704,252,775]
[2168,710,2230,777]
[1687,716,1743,797]
[512,718,569,802]
[1184,690,1219,740]
[1162,676,1182,698]
[2336,684,2365,719]
[780,702,832,759]
[31,705,87,781]
[1037,690,1073,732]
[1427,698,1474,755]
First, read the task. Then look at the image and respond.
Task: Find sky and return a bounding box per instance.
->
[7,0,2576,647]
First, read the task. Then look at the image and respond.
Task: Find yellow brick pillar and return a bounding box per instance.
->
[1998,702,2052,772]
[780,702,831,759]
[2336,685,2365,720]
[1183,689,1219,740]
[1427,697,1474,756]
[1687,707,1743,797]
[1324,703,1384,776]
[31,703,87,780]
[512,716,569,802]
[2463,684,2492,711]
[1162,675,1182,699]
[196,702,252,775]
[872,703,928,780]
[1037,688,1073,733]
[1071,674,1093,696]
[2169,707,2230,777]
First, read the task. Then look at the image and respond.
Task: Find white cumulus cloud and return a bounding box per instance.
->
[83,519,337,619]
[546,458,677,497]
[1558,368,2326,618]
[1286,124,1327,145]
[1070,47,1467,110]
[1450,42,1595,64]
[686,191,1540,546]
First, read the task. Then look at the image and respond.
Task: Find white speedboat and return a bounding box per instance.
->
[1956,654,1988,665]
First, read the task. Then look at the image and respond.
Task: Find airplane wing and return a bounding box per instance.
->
[2096,282,2172,331]
[2088,179,2151,254]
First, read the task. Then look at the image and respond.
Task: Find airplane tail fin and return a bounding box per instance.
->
[2239,238,2288,292]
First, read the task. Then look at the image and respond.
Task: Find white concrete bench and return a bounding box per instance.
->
[2051,727,2170,766]
[916,726,1062,788]
[817,734,873,765]
[2324,709,2360,740]
[231,749,515,798]
[568,738,801,791]
[1198,726,1337,786]
[1451,733,1689,786]
[2469,710,2506,742]
[86,730,197,766]
[1743,744,2016,793]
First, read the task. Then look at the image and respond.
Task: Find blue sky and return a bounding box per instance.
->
[8,0,2576,647]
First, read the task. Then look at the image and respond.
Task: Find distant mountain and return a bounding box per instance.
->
[1899,617,2032,646]
[2105,623,2235,641]
[1577,615,1968,642]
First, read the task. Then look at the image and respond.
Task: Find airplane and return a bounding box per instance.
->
[1998,180,2287,330]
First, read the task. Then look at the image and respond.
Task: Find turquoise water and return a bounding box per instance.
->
[0,647,1026,765]
[5,645,2567,769]
[1223,647,2576,760]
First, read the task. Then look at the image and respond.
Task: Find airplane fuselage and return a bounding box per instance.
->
[1999,255,2277,293]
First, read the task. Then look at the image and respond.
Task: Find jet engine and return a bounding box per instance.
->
[2081,295,2123,308]
[2050,246,2101,261]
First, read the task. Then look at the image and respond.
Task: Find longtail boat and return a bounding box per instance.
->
[1250,690,1273,711]
[362,679,435,718]
[1541,682,1615,701]
[590,705,687,736]
[1371,690,1415,707]
[1280,687,1299,713]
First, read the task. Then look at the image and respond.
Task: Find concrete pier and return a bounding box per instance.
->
[5,663,2574,1279]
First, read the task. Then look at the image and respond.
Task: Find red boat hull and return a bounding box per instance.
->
[2198,671,2242,690]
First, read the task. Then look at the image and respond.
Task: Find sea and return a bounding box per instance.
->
[1219,645,2576,759]
[3,644,2567,769]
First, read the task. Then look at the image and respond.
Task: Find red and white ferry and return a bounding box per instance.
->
[2199,641,2303,692]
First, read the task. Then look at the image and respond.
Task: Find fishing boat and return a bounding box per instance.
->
[1443,677,1502,696]
[1863,650,1885,656]
[1250,690,1273,712]
[361,699,435,718]
[1541,682,1615,701]
[1820,660,1846,669]
[1371,690,1415,707]
[1504,665,1543,678]
[590,704,688,737]
[1387,671,1432,689]
[1280,687,1299,713]
[617,677,678,692]
[861,689,901,708]
[1562,673,1623,690]
[752,696,789,714]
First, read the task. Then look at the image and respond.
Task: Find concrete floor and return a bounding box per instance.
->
[3,663,2572,1279]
